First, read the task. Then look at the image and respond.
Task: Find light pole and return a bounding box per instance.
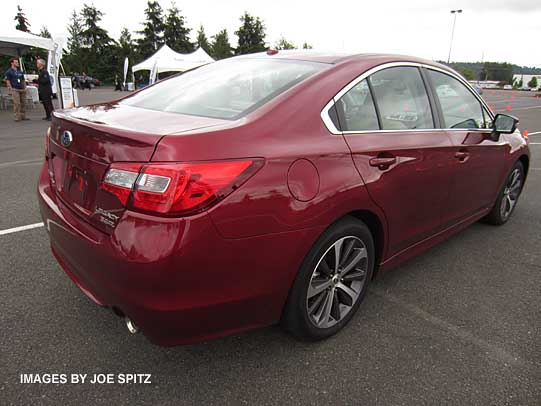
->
[447,9,462,64]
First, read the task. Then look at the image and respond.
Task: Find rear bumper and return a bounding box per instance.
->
[38,162,322,345]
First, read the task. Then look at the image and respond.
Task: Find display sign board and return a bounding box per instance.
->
[59,76,77,109]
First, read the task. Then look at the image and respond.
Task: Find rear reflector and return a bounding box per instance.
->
[102,159,263,217]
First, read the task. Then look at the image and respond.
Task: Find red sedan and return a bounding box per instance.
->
[38,51,530,345]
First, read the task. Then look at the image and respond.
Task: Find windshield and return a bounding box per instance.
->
[121,58,327,120]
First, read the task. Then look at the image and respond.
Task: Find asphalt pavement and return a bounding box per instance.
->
[0,87,540,405]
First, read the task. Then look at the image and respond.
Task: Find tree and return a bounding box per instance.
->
[164,2,193,53]
[481,62,513,83]
[79,4,116,81]
[137,1,165,58]
[196,25,211,54]
[528,76,538,89]
[14,5,30,32]
[275,37,296,50]
[235,12,266,55]
[457,67,474,81]
[39,26,52,39]
[80,4,113,52]
[302,42,313,49]
[64,10,84,73]
[118,27,136,77]
[210,29,233,60]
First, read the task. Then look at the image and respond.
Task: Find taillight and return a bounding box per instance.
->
[102,159,263,216]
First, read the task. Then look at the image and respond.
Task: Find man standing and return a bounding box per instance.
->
[37,59,54,121]
[3,57,28,122]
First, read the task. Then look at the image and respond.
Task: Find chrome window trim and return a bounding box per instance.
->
[320,61,495,135]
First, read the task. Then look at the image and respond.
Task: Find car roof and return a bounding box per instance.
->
[238,50,449,71]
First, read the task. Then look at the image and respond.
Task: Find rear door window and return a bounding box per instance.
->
[368,67,434,130]
[428,70,488,129]
[335,79,379,131]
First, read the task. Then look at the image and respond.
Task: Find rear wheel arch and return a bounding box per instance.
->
[346,210,385,277]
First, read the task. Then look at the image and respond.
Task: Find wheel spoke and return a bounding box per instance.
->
[333,239,343,272]
[341,248,367,276]
[507,195,514,209]
[336,286,354,306]
[340,239,355,267]
[318,289,335,327]
[509,170,519,188]
[342,268,367,282]
[318,259,333,276]
[330,290,341,321]
[509,180,521,195]
[336,282,358,303]
[307,279,332,299]
[307,289,327,315]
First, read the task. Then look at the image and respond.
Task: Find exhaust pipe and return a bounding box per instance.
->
[125,318,138,334]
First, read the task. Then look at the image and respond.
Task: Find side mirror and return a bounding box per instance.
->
[490,114,519,141]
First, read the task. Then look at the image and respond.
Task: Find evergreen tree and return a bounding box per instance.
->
[164,2,193,53]
[137,0,165,58]
[14,5,30,32]
[196,25,211,54]
[39,26,52,39]
[234,12,266,55]
[210,29,233,60]
[80,4,112,52]
[528,76,538,89]
[118,27,136,77]
[275,37,296,50]
[119,28,135,59]
[302,42,313,49]
[64,10,84,73]
[79,4,115,81]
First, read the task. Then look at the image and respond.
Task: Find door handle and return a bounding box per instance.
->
[454,150,470,162]
[369,156,397,170]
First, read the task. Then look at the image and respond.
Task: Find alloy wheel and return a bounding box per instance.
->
[500,168,522,220]
[306,236,368,328]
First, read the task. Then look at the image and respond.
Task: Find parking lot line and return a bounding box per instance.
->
[0,222,44,236]
[0,159,42,169]
[501,106,541,111]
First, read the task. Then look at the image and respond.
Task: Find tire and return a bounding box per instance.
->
[281,216,375,341]
[484,161,524,225]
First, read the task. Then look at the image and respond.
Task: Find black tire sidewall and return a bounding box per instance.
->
[283,217,375,341]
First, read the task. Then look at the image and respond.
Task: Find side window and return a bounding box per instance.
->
[369,67,434,130]
[335,79,379,131]
[428,70,487,129]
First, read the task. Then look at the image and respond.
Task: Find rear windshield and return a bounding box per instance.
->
[121,58,326,120]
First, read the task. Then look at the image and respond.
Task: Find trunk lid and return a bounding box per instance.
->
[48,104,227,234]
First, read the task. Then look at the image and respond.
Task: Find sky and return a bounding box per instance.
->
[3,0,541,67]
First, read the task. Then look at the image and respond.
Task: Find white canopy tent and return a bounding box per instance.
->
[0,27,55,56]
[0,28,63,95]
[132,44,214,81]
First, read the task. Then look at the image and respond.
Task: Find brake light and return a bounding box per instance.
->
[102,159,263,216]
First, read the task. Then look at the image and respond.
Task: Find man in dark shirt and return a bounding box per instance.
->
[37,59,54,120]
[3,57,28,121]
